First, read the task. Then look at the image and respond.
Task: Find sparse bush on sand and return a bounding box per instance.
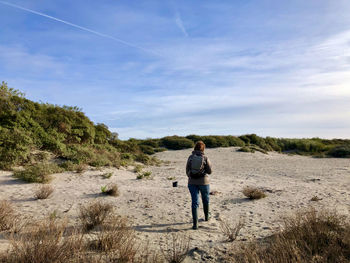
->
[219,218,245,242]
[35,184,54,199]
[89,215,135,253]
[136,171,153,180]
[133,164,143,173]
[101,183,119,197]
[310,195,322,202]
[13,163,63,183]
[229,209,350,263]
[0,200,15,231]
[101,172,113,179]
[238,146,255,153]
[242,187,267,200]
[2,218,83,263]
[160,231,190,263]
[79,201,114,231]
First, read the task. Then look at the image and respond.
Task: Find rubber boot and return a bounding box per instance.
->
[204,203,211,221]
[192,208,198,230]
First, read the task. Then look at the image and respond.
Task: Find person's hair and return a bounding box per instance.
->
[194,141,205,152]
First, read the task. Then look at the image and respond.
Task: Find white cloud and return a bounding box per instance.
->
[175,11,188,37]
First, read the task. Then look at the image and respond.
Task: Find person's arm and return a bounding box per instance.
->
[186,156,192,177]
[205,157,212,174]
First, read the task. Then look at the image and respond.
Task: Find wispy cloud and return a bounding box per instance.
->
[175,11,188,37]
[1,0,350,139]
[0,0,160,56]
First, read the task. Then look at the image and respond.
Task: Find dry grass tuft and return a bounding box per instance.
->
[160,231,190,263]
[79,201,114,231]
[0,200,15,231]
[3,218,83,263]
[101,183,119,197]
[242,186,266,200]
[229,209,350,263]
[89,215,133,252]
[88,215,141,262]
[310,195,322,201]
[219,218,245,242]
[35,184,54,199]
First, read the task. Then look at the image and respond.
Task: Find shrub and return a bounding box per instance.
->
[0,200,15,231]
[310,195,322,202]
[35,185,54,199]
[137,171,153,180]
[59,161,86,173]
[242,187,266,200]
[140,145,155,155]
[154,147,167,153]
[139,139,160,148]
[101,172,113,179]
[160,231,190,263]
[135,153,161,165]
[13,163,63,183]
[328,145,350,158]
[161,136,194,150]
[3,218,83,263]
[79,201,114,231]
[133,164,143,173]
[89,215,134,253]
[0,127,32,169]
[229,209,350,263]
[101,183,119,197]
[238,146,254,153]
[219,218,244,242]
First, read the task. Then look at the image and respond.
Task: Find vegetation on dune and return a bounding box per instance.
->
[229,209,350,263]
[0,82,349,173]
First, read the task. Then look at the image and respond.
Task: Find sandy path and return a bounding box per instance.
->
[1,147,349,261]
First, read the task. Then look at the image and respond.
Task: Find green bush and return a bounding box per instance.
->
[139,139,160,148]
[238,146,254,153]
[160,136,194,150]
[328,145,350,158]
[139,145,155,155]
[13,163,63,183]
[0,128,32,169]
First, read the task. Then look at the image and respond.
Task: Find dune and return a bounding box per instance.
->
[1,147,349,261]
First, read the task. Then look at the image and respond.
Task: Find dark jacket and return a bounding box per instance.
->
[186,150,212,185]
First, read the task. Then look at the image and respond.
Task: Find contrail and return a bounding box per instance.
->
[0,0,160,56]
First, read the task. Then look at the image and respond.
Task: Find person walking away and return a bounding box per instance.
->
[186,141,212,230]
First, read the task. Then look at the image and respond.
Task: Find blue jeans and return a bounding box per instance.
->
[188,184,210,209]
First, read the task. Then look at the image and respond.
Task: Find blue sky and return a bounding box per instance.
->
[1,0,350,139]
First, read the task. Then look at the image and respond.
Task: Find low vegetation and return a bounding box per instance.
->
[100,172,113,179]
[242,187,267,200]
[1,82,349,173]
[160,231,190,263]
[34,184,54,199]
[0,200,15,231]
[136,171,153,180]
[229,209,350,263]
[2,218,83,263]
[79,201,114,231]
[219,218,245,242]
[101,183,119,197]
[13,163,63,183]
[89,215,135,256]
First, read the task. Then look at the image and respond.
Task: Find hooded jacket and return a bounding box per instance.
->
[186,150,212,185]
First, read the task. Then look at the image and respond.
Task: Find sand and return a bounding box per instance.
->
[1,147,350,261]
